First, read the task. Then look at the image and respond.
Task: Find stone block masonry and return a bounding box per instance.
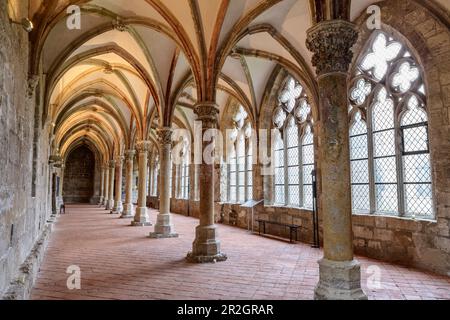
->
[0,1,54,298]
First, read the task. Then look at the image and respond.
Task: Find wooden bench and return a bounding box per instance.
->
[256,219,300,243]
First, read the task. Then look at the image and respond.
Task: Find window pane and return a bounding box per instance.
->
[403,126,428,153]
[352,184,370,212]
[375,184,398,213]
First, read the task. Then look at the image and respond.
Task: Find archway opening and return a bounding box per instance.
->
[63,145,96,203]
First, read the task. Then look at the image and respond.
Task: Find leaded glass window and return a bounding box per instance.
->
[349,31,433,219]
[272,75,315,208]
[225,106,254,203]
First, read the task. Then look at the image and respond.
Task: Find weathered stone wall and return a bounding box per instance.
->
[63,146,95,203]
[0,1,53,297]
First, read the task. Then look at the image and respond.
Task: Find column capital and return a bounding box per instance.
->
[306,20,358,76]
[194,102,219,128]
[114,155,125,164]
[109,160,116,168]
[135,140,152,153]
[157,127,173,146]
[124,150,136,160]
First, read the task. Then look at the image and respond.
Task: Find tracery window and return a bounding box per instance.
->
[226,106,254,203]
[175,137,190,200]
[349,31,433,219]
[272,76,315,208]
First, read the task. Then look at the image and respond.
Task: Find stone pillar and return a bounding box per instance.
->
[106,160,115,211]
[99,166,105,205]
[131,141,152,226]
[103,165,109,207]
[57,163,65,209]
[121,150,135,218]
[150,128,178,238]
[112,155,124,214]
[306,20,366,300]
[187,102,227,263]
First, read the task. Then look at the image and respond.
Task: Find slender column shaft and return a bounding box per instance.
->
[132,141,152,226]
[103,166,109,207]
[150,128,178,238]
[112,156,124,214]
[106,160,115,210]
[99,167,105,205]
[306,19,366,300]
[187,102,226,263]
[121,150,135,218]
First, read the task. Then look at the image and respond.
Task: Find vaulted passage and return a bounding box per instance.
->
[63,146,96,204]
[31,205,450,300]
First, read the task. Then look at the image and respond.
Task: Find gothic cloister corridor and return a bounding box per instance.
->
[1,0,450,306]
[30,205,450,300]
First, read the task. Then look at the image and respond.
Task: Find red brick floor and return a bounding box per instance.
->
[31,204,450,300]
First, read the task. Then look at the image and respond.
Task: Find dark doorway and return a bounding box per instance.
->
[63,146,95,203]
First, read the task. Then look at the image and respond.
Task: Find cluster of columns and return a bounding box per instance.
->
[89,19,366,300]
[98,151,135,219]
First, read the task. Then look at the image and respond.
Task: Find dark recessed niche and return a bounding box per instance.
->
[10,224,14,246]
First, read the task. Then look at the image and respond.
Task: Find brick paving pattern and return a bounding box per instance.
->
[31,205,450,300]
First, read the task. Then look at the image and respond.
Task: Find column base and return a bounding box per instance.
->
[186,225,227,263]
[121,203,134,218]
[98,197,104,206]
[106,199,114,210]
[111,202,123,214]
[131,207,152,226]
[149,214,179,238]
[314,258,367,300]
[149,232,179,239]
[186,252,227,263]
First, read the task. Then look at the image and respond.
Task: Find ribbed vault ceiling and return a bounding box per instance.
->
[26,0,449,162]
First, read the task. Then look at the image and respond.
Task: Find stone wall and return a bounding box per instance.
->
[0,1,53,298]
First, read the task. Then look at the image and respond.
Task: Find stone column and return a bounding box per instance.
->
[150,128,178,238]
[187,103,227,263]
[58,163,65,208]
[106,160,115,211]
[103,165,109,207]
[112,155,124,214]
[306,20,366,300]
[98,166,105,205]
[121,150,135,218]
[131,141,152,226]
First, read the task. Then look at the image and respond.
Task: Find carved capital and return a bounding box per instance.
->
[125,150,136,161]
[109,160,116,168]
[157,127,173,146]
[306,20,358,76]
[194,102,219,128]
[135,140,152,153]
[27,74,39,98]
[114,155,125,164]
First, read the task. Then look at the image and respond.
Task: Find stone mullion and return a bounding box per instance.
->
[306,20,366,300]
[367,111,376,214]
